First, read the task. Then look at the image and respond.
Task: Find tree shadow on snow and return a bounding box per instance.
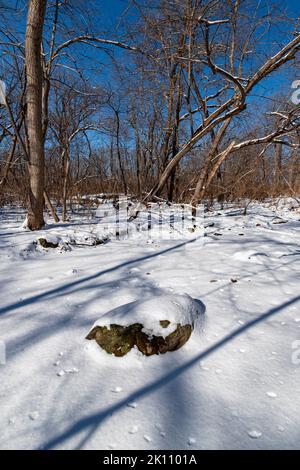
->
[0,238,199,317]
[42,294,300,449]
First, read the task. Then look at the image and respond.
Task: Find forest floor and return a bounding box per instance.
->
[0,197,300,450]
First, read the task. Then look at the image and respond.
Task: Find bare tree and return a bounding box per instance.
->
[25,0,47,230]
[140,1,300,202]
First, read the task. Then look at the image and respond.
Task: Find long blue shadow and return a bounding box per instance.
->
[43,294,300,449]
[0,238,197,316]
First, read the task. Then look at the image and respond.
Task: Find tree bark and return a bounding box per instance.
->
[114,109,127,195]
[191,119,231,208]
[274,143,282,190]
[25,0,47,230]
[62,149,70,222]
[0,136,18,187]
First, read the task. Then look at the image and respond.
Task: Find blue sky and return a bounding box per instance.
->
[67,0,299,145]
[95,0,299,100]
[103,0,299,20]
[1,0,299,147]
[286,0,300,15]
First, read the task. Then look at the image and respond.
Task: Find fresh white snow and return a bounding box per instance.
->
[88,293,205,339]
[0,198,300,450]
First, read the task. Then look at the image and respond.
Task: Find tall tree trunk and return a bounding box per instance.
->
[114,109,127,195]
[159,69,177,173]
[168,75,181,202]
[274,143,282,191]
[130,101,142,197]
[25,0,47,230]
[191,120,231,211]
[62,151,70,222]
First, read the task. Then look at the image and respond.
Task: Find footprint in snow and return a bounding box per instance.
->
[127,402,137,408]
[112,386,123,393]
[129,267,141,274]
[144,435,152,443]
[248,430,262,439]
[155,424,166,437]
[107,444,117,449]
[266,391,277,398]
[29,411,39,421]
[56,366,79,376]
[128,425,139,434]
[188,437,196,446]
[64,367,79,374]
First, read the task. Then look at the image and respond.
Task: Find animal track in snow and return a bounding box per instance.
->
[266,391,277,398]
[64,367,79,374]
[29,411,39,421]
[128,425,139,434]
[127,402,137,408]
[248,430,262,439]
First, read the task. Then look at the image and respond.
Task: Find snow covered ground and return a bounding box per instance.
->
[0,198,300,450]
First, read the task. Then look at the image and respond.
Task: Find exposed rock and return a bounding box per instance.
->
[38,238,59,249]
[85,294,205,357]
[135,324,192,356]
[86,324,141,357]
[159,320,170,328]
[86,321,193,357]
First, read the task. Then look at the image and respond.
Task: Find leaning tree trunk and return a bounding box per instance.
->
[25,0,47,230]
